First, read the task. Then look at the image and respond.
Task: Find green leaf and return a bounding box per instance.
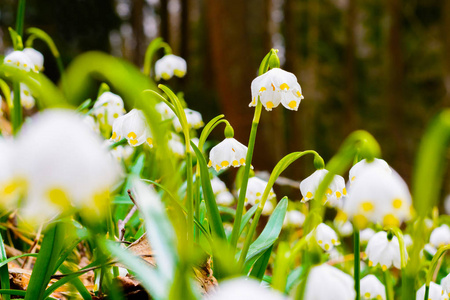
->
[240,205,258,236]
[0,253,38,269]
[76,99,92,112]
[0,290,26,297]
[245,197,288,266]
[44,264,92,300]
[0,233,9,300]
[190,142,226,240]
[249,245,273,281]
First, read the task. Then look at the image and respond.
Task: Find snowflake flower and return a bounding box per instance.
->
[365,231,407,271]
[155,54,187,81]
[300,169,346,205]
[304,264,355,300]
[93,91,126,127]
[360,275,386,300]
[208,138,248,171]
[111,109,153,147]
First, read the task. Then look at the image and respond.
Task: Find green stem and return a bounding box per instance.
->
[384,271,393,300]
[229,100,262,251]
[424,286,430,300]
[354,230,360,300]
[186,151,194,245]
[401,274,415,300]
[143,38,172,76]
[12,82,22,135]
[15,0,26,37]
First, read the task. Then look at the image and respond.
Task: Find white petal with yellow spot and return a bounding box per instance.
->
[250,68,304,111]
[208,138,248,171]
[168,132,185,157]
[313,223,340,252]
[300,169,346,205]
[155,54,187,81]
[172,108,204,132]
[430,224,450,249]
[23,48,44,72]
[440,273,450,299]
[156,102,176,120]
[416,282,448,300]
[239,177,276,206]
[365,231,406,270]
[343,166,412,229]
[3,50,35,72]
[360,275,386,300]
[93,91,126,127]
[111,109,153,147]
[11,83,35,109]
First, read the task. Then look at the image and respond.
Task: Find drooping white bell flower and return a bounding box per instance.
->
[111,109,153,147]
[11,83,35,109]
[360,275,386,300]
[168,133,185,157]
[155,54,187,81]
[173,108,204,132]
[334,220,353,237]
[211,177,234,206]
[156,101,176,120]
[300,169,346,205]
[23,48,44,72]
[360,228,376,244]
[430,224,450,248]
[93,91,126,127]
[15,109,121,224]
[239,177,275,206]
[216,191,234,206]
[205,277,287,300]
[283,210,305,228]
[3,50,35,72]
[365,231,407,271]
[103,140,134,163]
[312,223,340,251]
[343,167,412,229]
[250,68,304,111]
[208,138,248,172]
[416,282,448,300]
[349,158,391,183]
[303,264,355,300]
[441,273,450,298]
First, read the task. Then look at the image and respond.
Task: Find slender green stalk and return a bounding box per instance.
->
[229,100,262,250]
[424,286,430,300]
[15,0,26,37]
[384,271,393,300]
[143,37,172,76]
[353,230,360,300]
[186,151,194,244]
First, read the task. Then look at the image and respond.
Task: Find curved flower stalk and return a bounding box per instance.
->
[250,68,304,111]
[155,54,187,81]
[360,274,386,300]
[143,37,172,76]
[303,264,355,300]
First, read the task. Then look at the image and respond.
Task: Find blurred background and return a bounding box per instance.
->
[0,0,448,189]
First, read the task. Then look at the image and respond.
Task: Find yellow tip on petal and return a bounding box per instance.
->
[208,160,212,167]
[232,160,239,166]
[147,138,153,145]
[382,265,387,271]
[221,161,229,167]
[324,244,330,250]
[127,132,137,139]
[266,101,274,109]
[259,87,266,93]
[343,187,347,195]
[129,139,138,146]
[280,83,290,90]
[239,158,245,165]
[215,165,221,171]
[392,198,403,209]
[383,214,400,227]
[361,201,374,212]
[288,100,297,109]
[111,132,117,140]
[335,191,342,198]
[368,260,373,267]
[306,192,313,199]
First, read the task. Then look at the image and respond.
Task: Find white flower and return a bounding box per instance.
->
[424,243,438,257]
[103,140,134,163]
[404,234,413,248]
[167,133,185,157]
[416,282,448,300]
[283,210,305,228]
[343,167,412,229]
[360,228,376,244]
[173,108,204,132]
[430,224,450,248]
[312,223,340,251]
[300,169,346,205]
[441,273,450,298]
[360,275,386,300]
[240,177,275,206]
[111,109,153,147]
[365,231,407,270]
[3,50,35,72]
[156,101,176,120]
[349,158,391,183]
[216,191,234,206]
[15,110,120,224]
[83,115,100,134]
[208,138,248,171]
[11,83,35,109]
[211,177,234,206]
[261,201,275,216]
[23,48,44,72]
[205,277,287,300]
[334,220,353,237]
[155,54,187,81]
[304,264,355,300]
[250,68,303,111]
[93,92,126,127]
[0,138,21,208]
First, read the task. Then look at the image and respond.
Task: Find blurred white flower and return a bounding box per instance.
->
[360,275,386,300]
[416,282,448,300]
[168,133,185,157]
[365,231,407,271]
[15,109,120,224]
[11,83,35,109]
[404,234,413,248]
[208,138,248,172]
[205,277,287,300]
[3,50,35,72]
[312,223,340,252]
[343,167,412,229]
[250,68,303,111]
[0,138,21,208]
[173,108,204,132]
[240,177,275,206]
[300,169,346,205]
[111,109,153,147]
[23,48,44,72]
[441,273,450,297]
[423,243,438,257]
[334,220,353,237]
[103,140,134,163]
[360,228,376,244]
[430,224,450,248]
[349,158,391,183]
[211,177,234,206]
[156,101,176,120]
[261,201,275,216]
[304,264,355,300]
[83,115,100,134]
[283,210,305,228]
[155,54,187,81]
[93,91,126,127]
